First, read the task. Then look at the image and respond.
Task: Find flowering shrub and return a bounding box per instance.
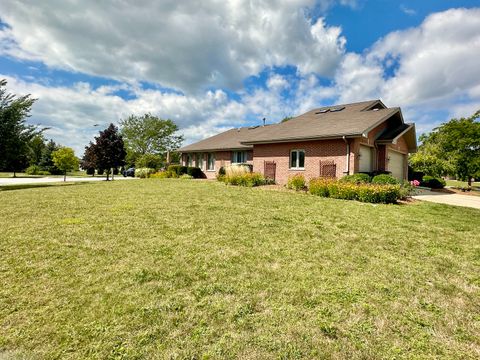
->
[287,174,306,191]
[180,174,193,179]
[150,171,170,178]
[223,172,266,187]
[309,177,401,204]
[410,180,420,187]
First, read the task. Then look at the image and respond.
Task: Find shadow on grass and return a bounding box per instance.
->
[0,182,91,192]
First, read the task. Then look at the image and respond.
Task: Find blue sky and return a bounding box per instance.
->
[0,1,479,154]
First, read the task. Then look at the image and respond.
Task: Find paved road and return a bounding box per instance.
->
[412,189,480,210]
[0,176,137,186]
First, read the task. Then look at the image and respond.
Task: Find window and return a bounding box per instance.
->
[186,154,193,167]
[232,151,246,164]
[196,153,204,169]
[207,153,215,170]
[290,149,305,169]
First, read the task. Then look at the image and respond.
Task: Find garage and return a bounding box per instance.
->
[388,150,406,180]
[358,145,373,172]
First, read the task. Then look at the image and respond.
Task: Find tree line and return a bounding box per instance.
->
[0,79,184,180]
[409,111,480,186]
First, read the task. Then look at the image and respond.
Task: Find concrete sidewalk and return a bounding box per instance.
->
[0,176,137,186]
[412,188,480,210]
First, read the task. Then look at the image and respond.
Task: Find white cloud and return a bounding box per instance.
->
[0,0,347,93]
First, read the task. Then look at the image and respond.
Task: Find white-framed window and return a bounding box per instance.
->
[207,153,215,170]
[186,153,193,167]
[232,151,247,164]
[196,153,204,169]
[290,149,305,169]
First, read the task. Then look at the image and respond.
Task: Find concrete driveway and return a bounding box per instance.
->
[0,176,137,186]
[412,189,480,210]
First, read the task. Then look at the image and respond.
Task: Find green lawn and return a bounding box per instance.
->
[1,180,479,359]
[446,179,480,188]
[0,170,89,178]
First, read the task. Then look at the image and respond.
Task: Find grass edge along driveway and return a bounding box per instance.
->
[1,179,479,359]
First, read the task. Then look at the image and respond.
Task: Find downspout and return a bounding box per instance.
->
[342,136,350,175]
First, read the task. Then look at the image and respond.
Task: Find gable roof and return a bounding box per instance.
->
[178,99,416,152]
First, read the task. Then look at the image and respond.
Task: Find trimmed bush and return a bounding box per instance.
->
[421,176,446,189]
[167,165,188,176]
[287,174,306,191]
[340,173,371,184]
[187,167,203,179]
[180,174,194,180]
[135,168,156,178]
[86,167,95,175]
[309,177,401,204]
[372,174,399,185]
[97,168,104,175]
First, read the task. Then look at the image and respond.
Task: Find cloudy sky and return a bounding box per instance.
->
[1,0,479,154]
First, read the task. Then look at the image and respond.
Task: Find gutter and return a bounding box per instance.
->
[342,136,350,175]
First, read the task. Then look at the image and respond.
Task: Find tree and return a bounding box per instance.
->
[29,133,47,166]
[39,139,63,174]
[120,114,183,165]
[52,147,79,181]
[0,79,38,176]
[92,123,126,180]
[410,111,480,186]
[81,142,97,176]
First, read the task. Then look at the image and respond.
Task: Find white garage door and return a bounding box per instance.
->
[388,151,405,180]
[359,145,373,172]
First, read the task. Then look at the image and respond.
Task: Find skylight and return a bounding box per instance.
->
[329,106,345,112]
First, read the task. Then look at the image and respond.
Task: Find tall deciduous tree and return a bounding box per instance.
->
[52,147,79,181]
[81,142,97,176]
[120,114,183,165]
[92,124,126,180]
[410,111,480,185]
[0,79,38,176]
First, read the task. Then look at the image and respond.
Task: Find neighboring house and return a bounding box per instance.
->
[178,100,417,184]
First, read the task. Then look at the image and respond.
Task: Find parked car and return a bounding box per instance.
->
[123,167,135,177]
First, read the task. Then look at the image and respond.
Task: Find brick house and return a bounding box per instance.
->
[178,100,417,184]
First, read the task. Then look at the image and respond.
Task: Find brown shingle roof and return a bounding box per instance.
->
[178,99,407,151]
[178,127,256,152]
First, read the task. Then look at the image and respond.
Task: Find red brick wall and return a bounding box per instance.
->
[252,140,351,184]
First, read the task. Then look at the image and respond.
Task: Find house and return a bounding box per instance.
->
[178,100,417,184]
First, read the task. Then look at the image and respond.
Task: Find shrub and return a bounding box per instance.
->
[150,171,170,179]
[25,165,41,175]
[113,167,119,175]
[216,166,226,182]
[224,172,265,187]
[372,174,399,185]
[135,168,156,178]
[97,168,104,175]
[136,154,164,170]
[309,178,334,197]
[287,174,306,191]
[86,167,95,175]
[187,167,203,178]
[180,174,194,179]
[340,173,371,184]
[167,165,188,176]
[308,178,401,204]
[421,176,446,189]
